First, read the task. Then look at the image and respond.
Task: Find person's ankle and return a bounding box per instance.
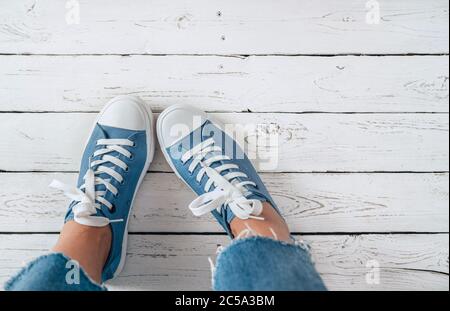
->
[230,202,292,242]
[53,221,112,283]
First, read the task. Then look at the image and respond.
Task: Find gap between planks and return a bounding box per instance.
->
[0,53,449,57]
[0,112,449,114]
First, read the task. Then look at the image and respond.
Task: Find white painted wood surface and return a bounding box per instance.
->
[0,0,448,291]
[0,234,448,291]
[0,173,448,233]
[0,55,448,113]
[0,0,448,54]
[0,113,448,172]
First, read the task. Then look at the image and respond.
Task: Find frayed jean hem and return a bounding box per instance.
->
[212,236,327,291]
[4,253,107,291]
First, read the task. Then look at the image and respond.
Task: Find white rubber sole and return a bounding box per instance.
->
[82,95,155,281]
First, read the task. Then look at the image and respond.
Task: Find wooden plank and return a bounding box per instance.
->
[0,55,448,113]
[0,234,447,290]
[0,113,447,172]
[0,172,448,233]
[0,0,448,54]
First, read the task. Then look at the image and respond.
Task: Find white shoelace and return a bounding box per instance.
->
[183,138,264,220]
[50,138,134,227]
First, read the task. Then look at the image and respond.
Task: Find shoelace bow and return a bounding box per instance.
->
[183,138,264,220]
[50,138,134,227]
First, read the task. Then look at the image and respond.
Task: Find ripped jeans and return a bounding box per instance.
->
[5,237,327,291]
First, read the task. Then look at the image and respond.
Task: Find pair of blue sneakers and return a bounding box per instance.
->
[51,96,281,282]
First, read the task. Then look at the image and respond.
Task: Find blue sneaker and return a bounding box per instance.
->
[157,105,281,237]
[50,95,155,282]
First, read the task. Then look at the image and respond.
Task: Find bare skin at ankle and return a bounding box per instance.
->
[230,202,291,242]
[51,202,287,284]
[52,221,112,284]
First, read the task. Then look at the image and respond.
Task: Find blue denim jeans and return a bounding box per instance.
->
[5,237,326,291]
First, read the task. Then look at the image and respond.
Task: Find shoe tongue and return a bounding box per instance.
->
[66,198,108,222]
[202,151,269,209]
[222,186,268,226]
[205,151,243,180]
[245,192,268,203]
[196,143,270,224]
[88,124,137,211]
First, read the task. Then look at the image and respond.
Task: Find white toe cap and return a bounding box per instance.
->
[98,96,149,131]
[157,105,208,148]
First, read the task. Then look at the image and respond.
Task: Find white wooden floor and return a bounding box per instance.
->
[0,0,448,291]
